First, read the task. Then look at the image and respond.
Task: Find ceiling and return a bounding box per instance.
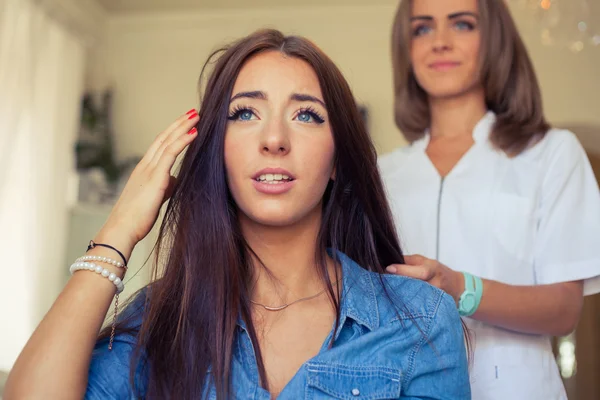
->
[97,0,397,13]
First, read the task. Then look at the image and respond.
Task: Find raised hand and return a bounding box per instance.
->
[95,109,199,256]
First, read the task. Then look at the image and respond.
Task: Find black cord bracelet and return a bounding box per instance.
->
[87,240,128,266]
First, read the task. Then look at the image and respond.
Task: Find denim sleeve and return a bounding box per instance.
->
[402,292,471,400]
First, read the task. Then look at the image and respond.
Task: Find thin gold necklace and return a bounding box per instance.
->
[250,279,340,311]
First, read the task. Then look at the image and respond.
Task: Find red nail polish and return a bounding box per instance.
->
[186,109,196,115]
[188,127,197,135]
[187,113,198,120]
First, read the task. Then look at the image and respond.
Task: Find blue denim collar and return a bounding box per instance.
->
[335,251,379,334]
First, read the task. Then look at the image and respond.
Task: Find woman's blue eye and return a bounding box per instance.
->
[297,112,312,123]
[239,110,253,120]
[295,109,325,124]
[413,25,432,37]
[455,21,474,31]
[227,108,256,121]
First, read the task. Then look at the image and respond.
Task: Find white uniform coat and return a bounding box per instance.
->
[379,112,600,400]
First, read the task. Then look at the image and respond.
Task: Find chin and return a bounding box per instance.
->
[419,75,481,100]
[426,83,479,100]
[243,210,304,228]
[236,201,301,226]
[428,89,469,99]
[237,199,323,229]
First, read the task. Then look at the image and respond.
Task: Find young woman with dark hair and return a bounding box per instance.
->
[5,29,470,399]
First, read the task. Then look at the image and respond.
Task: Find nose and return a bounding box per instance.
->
[260,117,290,156]
[432,25,452,53]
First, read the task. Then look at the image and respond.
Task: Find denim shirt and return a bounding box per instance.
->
[86,252,470,399]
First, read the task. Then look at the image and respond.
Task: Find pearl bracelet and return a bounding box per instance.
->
[76,255,127,270]
[70,261,125,294]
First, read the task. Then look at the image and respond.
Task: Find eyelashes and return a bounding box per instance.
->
[412,20,477,37]
[227,104,257,121]
[412,24,432,37]
[227,104,326,124]
[454,20,476,31]
[295,106,325,124]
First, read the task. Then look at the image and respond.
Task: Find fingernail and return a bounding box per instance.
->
[386,266,397,274]
[187,112,198,120]
[186,109,196,115]
[188,127,197,135]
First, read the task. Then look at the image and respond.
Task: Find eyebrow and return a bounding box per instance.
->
[229,91,266,103]
[229,90,326,108]
[290,93,326,108]
[410,11,479,21]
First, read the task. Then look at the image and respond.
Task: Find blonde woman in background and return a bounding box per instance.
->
[380,0,600,399]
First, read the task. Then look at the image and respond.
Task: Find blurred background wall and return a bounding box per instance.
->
[87,0,600,158]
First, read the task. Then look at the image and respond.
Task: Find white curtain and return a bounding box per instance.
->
[0,0,95,371]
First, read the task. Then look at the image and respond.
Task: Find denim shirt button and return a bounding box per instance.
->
[351,388,360,396]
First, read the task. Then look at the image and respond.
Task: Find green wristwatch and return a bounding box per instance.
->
[457,272,483,317]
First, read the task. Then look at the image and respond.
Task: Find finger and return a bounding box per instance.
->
[386,264,435,281]
[140,109,197,165]
[151,111,199,166]
[403,254,427,265]
[155,112,199,159]
[154,128,198,178]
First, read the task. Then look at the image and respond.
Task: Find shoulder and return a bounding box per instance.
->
[336,252,464,348]
[343,264,466,380]
[517,128,596,193]
[375,272,457,327]
[371,275,469,396]
[340,252,455,328]
[91,287,148,353]
[526,128,586,167]
[377,145,414,179]
[541,128,582,148]
[86,289,149,398]
[369,273,467,390]
[114,288,148,336]
[377,145,421,201]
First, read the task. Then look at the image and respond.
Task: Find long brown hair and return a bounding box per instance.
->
[101,29,405,399]
[391,0,550,156]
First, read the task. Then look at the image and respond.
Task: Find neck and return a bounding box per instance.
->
[239,207,335,306]
[428,87,487,139]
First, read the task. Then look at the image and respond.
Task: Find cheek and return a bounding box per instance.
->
[309,144,335,196]
[410,44,425,72]
[465,37,481,68]
[409,37,426,57]
[309,135,335,177]
[315,148,335,183]
[292,133,335,201]
[409,43,431,85]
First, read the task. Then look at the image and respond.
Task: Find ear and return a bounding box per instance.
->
[330,165,336,181]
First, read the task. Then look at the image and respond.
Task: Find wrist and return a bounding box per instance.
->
[457,272,483,317]
[453,270,466,305]
[93,228,136,262]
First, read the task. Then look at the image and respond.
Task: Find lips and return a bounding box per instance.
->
[251,168,296,195]
[428,61,460,71]
[252,168,295,182]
